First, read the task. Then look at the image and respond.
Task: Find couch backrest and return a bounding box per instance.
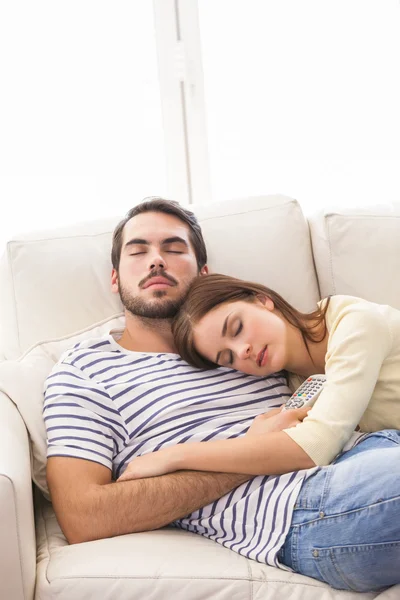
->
[309,205,400,310]
[0,194,319,360]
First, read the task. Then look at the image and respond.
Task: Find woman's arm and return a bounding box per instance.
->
[118,406,313,481]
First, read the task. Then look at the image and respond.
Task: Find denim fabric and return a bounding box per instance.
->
[280,430,400,592]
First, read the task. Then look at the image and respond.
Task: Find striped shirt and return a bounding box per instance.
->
[43,331,314,568]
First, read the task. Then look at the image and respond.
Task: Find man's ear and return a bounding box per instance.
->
[256,294,274,311]
[111,268,119,294]
[199,264,209,276]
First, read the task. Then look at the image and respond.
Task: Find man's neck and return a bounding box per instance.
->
[116,312,176,354]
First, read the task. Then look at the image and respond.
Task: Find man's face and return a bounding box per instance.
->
[112,211,207,319]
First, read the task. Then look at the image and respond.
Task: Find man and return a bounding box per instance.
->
[45,198,400,592]
[45,197,309,546]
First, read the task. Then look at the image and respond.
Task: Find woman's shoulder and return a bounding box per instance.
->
[318,295,392,338]
[318,294,382,319]
[322,295,397,343]
[318,294,366,310]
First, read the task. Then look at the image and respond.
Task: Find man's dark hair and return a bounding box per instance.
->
[111,196,207,272]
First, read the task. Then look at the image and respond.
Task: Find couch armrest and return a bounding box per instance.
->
[0,392,36,600]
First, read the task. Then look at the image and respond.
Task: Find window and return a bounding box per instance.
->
[198,0,400,212]
[1,0,399,253]
[0,1,167,249]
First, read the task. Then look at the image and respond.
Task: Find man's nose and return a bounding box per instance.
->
[148,252,166,271]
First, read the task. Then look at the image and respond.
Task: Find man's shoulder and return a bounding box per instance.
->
[48,332,122,378]
[44,333,121,394]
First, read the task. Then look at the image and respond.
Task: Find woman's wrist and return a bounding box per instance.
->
[166,443,187,471]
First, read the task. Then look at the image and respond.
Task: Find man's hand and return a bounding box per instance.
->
[117,447,177,482]
[246,405,311,436]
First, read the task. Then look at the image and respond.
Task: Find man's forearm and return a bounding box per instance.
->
[70,470,249,544]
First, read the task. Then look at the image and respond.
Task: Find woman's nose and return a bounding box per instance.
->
[237,343,252,360]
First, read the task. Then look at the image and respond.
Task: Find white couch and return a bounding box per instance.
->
[1,194,400,600]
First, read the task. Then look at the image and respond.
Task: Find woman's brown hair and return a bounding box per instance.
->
[172,273,331,369]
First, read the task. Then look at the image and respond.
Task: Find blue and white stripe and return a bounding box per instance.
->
[44,333,309,568]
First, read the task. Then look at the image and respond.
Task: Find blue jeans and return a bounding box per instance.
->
[280,430,400,592]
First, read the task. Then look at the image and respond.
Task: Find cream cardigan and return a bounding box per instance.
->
[284,295,400,465]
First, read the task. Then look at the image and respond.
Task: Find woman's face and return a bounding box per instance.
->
[193,298,288,376]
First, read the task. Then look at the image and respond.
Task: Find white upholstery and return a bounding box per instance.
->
[0,393,36,600]
[0,314,124,498]
[309,205,400,309]
[0,217,123,361]
[196,194,320,312]
[33,491,375,600]
[0,193,399,600]
[0,195,318,360]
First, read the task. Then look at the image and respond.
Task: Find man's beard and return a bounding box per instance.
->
[118,283,185,319]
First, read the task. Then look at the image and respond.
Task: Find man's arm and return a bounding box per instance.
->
[46,457,249,544]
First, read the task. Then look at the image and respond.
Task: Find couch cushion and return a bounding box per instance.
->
[195,194,320,314]
[0,217,124,361]
[0,194,320,360]
[309,206,400,310]
[34,492,381,600]
[0,314,124,497]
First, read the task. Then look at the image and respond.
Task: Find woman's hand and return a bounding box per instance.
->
[117,447,177,482]
[246,405,311,437]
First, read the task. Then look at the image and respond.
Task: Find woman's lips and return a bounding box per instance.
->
[257,345,268,367]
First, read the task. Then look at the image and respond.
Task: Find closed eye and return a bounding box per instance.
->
[221,350,234,367]
[235,322,243,336]
[166,250,183,254]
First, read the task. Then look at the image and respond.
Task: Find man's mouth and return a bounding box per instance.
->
[257,345,268,367]
[142,276,175,289]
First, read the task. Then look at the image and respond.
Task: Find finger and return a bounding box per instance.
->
[292,407,312,421]
[262,408,281,418]
[296,406,312,416]
[117,473,134,482]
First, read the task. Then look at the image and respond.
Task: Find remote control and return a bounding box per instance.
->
[283,374,326,411]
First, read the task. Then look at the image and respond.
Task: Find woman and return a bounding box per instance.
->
[174,273,400,464]
[119,273,400,591]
